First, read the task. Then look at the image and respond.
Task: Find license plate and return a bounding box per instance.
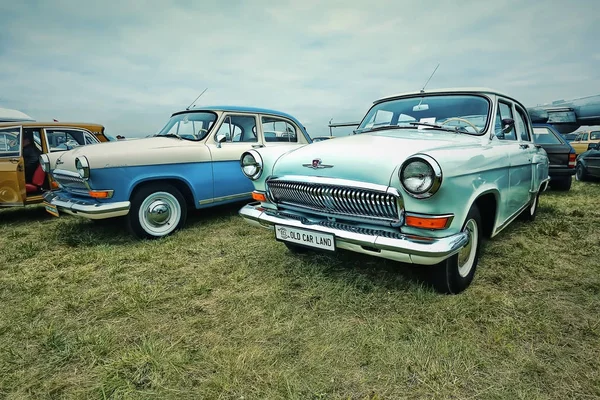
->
[275,224,335,251]
[43,202,60,217]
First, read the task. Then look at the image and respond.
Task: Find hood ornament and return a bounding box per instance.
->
[302,158,333,169]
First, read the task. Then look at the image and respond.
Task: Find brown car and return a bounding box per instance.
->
[0,121,108,208]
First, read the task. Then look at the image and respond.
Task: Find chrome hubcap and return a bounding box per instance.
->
[138,191,181,237]
[457,219,478,278]
[145,200,171,226]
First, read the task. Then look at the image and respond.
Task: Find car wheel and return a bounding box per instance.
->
[127,183,188,239]
[520,190,540,222]
[551,176,572,191]
[575,163,589,182]
[428,204,482,294]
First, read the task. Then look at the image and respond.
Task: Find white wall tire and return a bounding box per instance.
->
[428,204,482,294]
[128,183,188,239]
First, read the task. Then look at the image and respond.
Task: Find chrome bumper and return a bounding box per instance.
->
[239,203,469,266]
[43,191,130,220]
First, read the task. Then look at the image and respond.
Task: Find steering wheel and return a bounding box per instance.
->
[439,118,480,132]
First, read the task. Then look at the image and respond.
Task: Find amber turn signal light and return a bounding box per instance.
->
[252,191,267,202]
[88,190,113,199]
[405,215,450,230]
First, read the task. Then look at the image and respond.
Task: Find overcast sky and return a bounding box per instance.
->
[1,0,599,138]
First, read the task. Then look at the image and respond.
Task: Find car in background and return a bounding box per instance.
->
[532,124,576,191]
[238,88,550,294]
[0,121,106,209]
[42,106,313,239]
[571,130,600,154]
[562,133,578,143]
[575,142,600,181]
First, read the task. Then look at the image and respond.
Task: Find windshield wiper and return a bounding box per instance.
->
[159,133,183,140]
[356,125,415,134]
[408,121,459,133]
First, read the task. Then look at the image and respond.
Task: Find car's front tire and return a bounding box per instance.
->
[428,204,482,294]
[127,183,187,239]
[575,163,589,182]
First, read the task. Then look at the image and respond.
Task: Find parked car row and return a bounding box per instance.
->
[34,87,552,294]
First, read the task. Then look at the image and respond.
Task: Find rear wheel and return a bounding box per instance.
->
[127,183,188,239]
[551,176,572,191]
[428,204,482,294]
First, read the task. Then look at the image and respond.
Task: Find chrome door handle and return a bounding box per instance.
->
[252,144,265,148]
[9,158,20,163]
[519,144,529,149]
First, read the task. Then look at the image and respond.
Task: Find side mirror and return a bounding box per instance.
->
[501,118,515,134]
[215,133,227,148]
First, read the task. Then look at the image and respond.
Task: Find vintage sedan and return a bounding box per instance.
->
[571,130,600,154]
[0,121,107,209]
[42,106,312,238]
[531,123,576,191]
[238,88,550,294]
[575,142,600,181]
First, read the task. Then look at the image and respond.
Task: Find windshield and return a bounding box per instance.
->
[355,94,491,135]
[156,111,218,141]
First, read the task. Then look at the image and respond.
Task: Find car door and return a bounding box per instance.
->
[0,126,25,206]
[496,100,532,215]
[585,147,600,177]
[207,113,264,201]
[572,132,588,154]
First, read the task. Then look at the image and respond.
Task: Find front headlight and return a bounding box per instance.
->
[75,156,90,180]
[39,154,50,172]
[399,155,442,198]
[240,150,263,180]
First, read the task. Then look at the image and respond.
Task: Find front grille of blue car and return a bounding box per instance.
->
[51,170,89,196]
[266,178,402,225]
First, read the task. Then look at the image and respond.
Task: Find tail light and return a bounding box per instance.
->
[568,153,576,168]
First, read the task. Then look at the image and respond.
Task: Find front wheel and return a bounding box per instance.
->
[127,183,188,239]
[428,204,482,294]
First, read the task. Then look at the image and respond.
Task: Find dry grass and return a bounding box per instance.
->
[0,179,599,399]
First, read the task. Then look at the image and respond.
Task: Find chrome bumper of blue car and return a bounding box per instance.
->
[43,191,130,220]
[239,203,469,266]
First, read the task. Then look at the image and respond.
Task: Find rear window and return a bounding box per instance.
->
[533,127,562,144]
[590,131,600,140]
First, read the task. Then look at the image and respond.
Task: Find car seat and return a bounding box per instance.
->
[25,164,46,194]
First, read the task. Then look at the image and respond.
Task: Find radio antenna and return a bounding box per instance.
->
[420,63,440,93]
[186,88,208,110]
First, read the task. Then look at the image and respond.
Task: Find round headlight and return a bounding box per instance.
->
[39,154,50,172]
[399,155,442,198]
[75,156,90,180]
[240,150,263,180]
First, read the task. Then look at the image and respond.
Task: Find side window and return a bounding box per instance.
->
[84,132,100,145]
[216,115,257,143]
[0,127,21,158]
[514,106,531,142]
[261,116,298,143]
[496,102,517,141]
[46,129,86,151]
[582,132,589,141]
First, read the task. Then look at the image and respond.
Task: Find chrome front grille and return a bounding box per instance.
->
[52,170,89,194]
[266,178,402,224]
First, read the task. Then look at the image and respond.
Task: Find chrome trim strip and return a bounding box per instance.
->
[239,203,468,264]
[198,191,252,205]
[43,191,130,219]
[269,175,394,193]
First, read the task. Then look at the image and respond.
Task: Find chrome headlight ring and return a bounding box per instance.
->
[75,156,90,180]
[39,153,50,172]
[240,150,263,180]
[399,154,442,199]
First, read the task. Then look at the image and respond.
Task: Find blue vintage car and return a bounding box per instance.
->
[238,88,550,294]
[41,106,312,238]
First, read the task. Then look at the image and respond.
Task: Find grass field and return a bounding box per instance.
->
[1,179,599,399]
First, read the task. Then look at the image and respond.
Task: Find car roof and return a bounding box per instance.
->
[0,121,104,129]
[374,87,519,104]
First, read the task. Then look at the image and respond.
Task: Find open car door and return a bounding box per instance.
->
[0,126,25,206]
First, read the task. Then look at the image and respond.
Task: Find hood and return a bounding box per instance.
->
[272,130,483,186]
[53,136,191,172]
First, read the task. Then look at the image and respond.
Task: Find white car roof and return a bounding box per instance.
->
[374,87,514,104]
[0,107,35,122]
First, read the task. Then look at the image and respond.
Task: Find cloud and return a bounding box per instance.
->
[0,0,599,137]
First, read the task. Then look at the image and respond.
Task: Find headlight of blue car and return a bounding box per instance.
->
[75,156,90,180]
[240,150,263,180]
[399,154,442,198]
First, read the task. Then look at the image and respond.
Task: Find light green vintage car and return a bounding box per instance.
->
[238,88,550,294]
